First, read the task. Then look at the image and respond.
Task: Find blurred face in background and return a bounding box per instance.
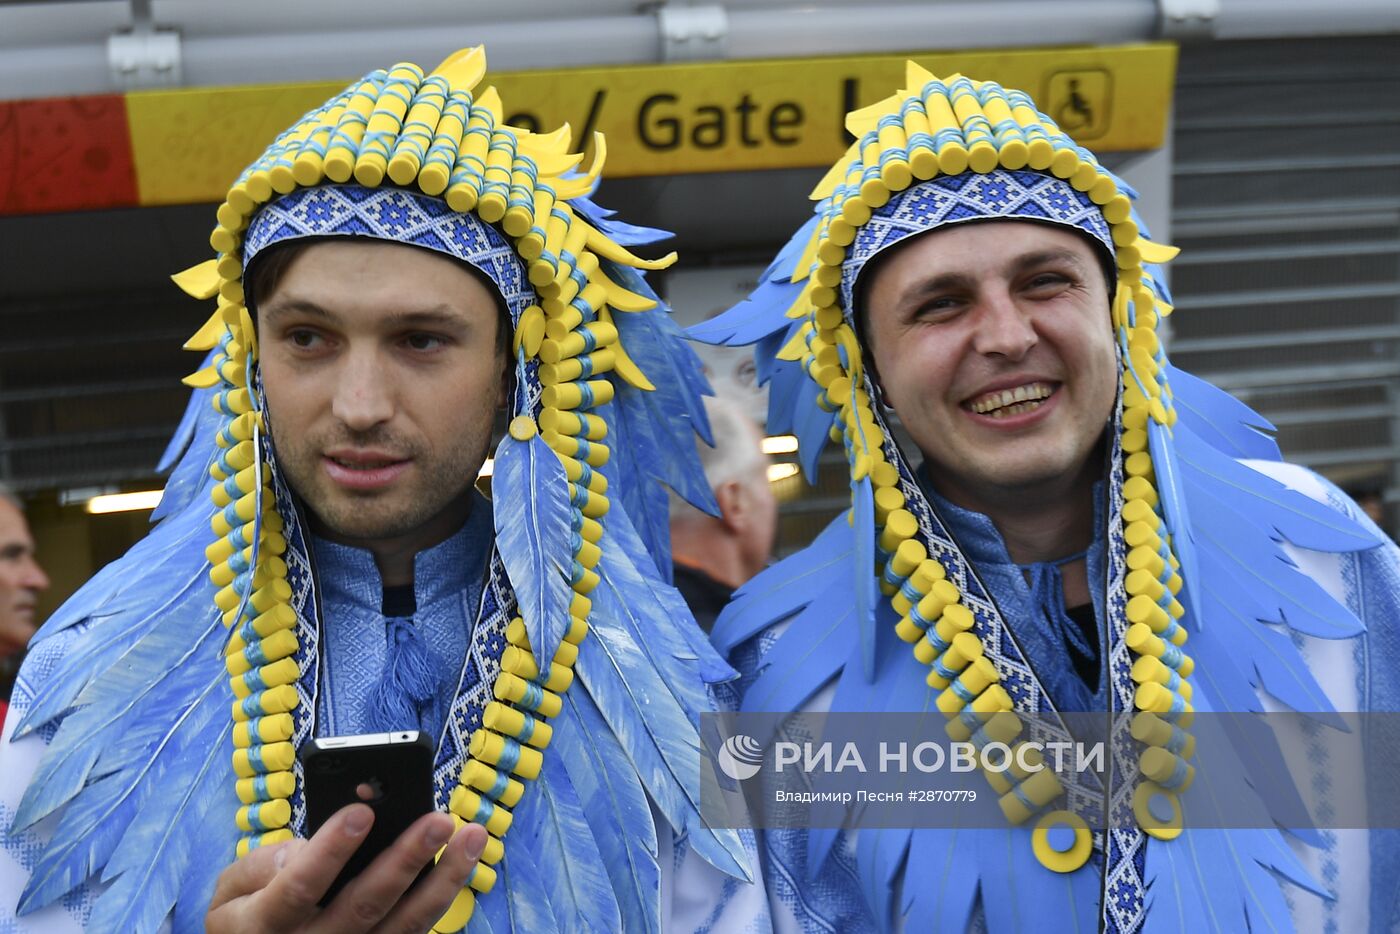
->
[0,498,49,656]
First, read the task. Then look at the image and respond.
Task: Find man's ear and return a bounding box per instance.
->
[714,480,747,534]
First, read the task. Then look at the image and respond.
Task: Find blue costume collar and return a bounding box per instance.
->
[311,489,494,614]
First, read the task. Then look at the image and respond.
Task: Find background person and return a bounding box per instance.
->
[0,487,49,729]
[670,393,777,631]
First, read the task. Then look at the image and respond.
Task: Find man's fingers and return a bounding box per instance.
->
[313,810,456,932]
[376,823,489,934]
[254,803,375,930]
[209,839,298,911]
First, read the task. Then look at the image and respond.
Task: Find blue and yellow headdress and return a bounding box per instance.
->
[694,64,1381,933]
[9,47,744,934]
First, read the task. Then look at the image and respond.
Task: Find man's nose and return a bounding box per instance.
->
[972,292,1038,361]
[330,350,395,431]
[22,557,48,593]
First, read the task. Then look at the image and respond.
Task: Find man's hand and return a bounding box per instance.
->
[207,803,488,934]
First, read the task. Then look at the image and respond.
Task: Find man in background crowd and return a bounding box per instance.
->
[0,487,49,728]
[670,394,777,631]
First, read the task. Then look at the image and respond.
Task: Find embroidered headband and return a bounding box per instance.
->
[840,168,1115,315]
[242,184,533,321]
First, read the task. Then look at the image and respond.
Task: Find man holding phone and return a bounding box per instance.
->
[1,47,764,933]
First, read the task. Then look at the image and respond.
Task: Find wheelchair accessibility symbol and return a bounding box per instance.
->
[1044,69,1112,140]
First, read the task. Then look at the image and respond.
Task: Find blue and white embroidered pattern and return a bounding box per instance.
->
[242,184,533,323]
[839,170,1114,313]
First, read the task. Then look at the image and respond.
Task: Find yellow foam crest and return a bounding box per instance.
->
[428,46,487,95]
[596,307,655,391]
[172,260,222,300]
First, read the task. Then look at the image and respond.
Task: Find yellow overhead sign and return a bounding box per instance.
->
[126,44,1176,206]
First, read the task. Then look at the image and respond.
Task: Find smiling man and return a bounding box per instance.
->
[693,69,1400,932]
[0,48,763,934]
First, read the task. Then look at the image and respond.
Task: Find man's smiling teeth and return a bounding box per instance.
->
[969,382,1054,417]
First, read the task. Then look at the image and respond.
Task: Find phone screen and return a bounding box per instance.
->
[299,731,437,905]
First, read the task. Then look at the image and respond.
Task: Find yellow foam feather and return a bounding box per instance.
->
[526,148,586,179]
[185,310,229,352]
[790,228,823,284]
[239,305,259,363]
[809,149,858,201]
[475,86,504,122]
[777,322,811,360]
[515,304,546,359]
[525,122,573,154]
[905,61,936,90]
[582,219,675,271]
[596,306,655,391]
[844,94,902,139]
[172,260,222,300]
[552,133,608,201]
[1136,239,1181,264]
[183,365,222,389]
[428,46,487,95]
[594,267,656,312]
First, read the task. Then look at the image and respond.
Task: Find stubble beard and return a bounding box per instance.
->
[269,425,491,544]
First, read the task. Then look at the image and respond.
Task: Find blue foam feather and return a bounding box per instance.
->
[492,431,574,666]
[711,515,853,655]
[902,828,979,929]
[739,589,851,718]
[1149,419,1204,629]
[1187,482,1365,640]
[1164,365,1280,462]
[601,503,735,686]
[14,597,223,831]
[553,688,663,934]
[853,474,877,682]
[82,711,229,934]
[576,601,748,880]
[1173,423,1380,554]
[509,754,623,933]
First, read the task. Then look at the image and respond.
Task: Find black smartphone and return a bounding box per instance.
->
[299,730,437,905]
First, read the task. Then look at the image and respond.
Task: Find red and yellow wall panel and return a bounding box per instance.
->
[0,43,1175,217]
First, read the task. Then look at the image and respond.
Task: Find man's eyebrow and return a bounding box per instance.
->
[1008,249,1090,273]
[897,271,977,304]
[379,306,476,330]
[259,298,336,326]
